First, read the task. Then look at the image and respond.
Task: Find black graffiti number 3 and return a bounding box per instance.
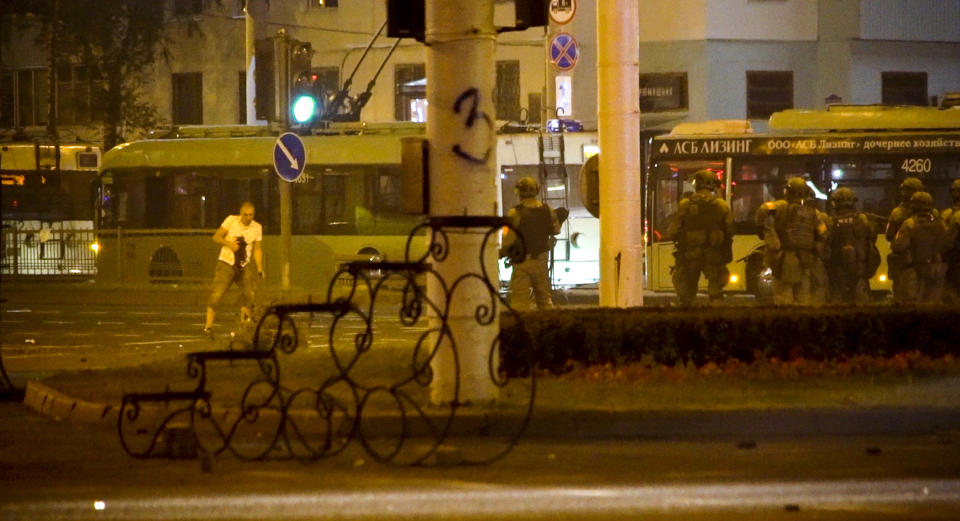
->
[453,88,493,165]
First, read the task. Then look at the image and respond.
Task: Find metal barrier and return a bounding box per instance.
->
[118,216,537,465]
[0,227,97,278]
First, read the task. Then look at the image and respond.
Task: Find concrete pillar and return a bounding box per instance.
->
[426,0,499,405]
[597,0,643,307]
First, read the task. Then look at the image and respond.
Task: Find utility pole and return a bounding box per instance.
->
[426,0,499,405]
[597,0,643,307]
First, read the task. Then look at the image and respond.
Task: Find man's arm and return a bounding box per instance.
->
[212,226,238,252]
[252,240,264,276]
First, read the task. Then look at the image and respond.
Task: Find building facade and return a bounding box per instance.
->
[2,0,959,146]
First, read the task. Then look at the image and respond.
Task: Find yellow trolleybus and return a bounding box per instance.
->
[1,141,101,277]
[646,105,960,298]
[95,123,603,290]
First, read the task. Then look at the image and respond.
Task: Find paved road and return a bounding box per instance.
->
[1,302,425,379]
[2,402,959,520]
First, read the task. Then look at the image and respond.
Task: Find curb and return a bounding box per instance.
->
[24,380,119,424]
[23,378,960,441]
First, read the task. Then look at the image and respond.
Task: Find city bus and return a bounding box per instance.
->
[645,105,960,298]
[95,123,603,290]
[1,141,101,277]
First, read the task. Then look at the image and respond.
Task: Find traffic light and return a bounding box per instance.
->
[288,40,319,127]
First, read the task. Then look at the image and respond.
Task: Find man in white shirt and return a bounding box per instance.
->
[203,202,264,336]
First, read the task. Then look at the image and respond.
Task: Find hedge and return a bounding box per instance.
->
[499,305,960,375]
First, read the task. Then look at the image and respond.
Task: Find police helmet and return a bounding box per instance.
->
[692,169,718,190]
[900,177,924,199]
[909,191,935,212]
[830,187,857,209]
[515,176,539,198]
[785,177,808,200]
[951,179,960,201]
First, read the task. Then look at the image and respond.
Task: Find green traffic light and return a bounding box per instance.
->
[292,94,317,123]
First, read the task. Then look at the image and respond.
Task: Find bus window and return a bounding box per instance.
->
[829,160,896,219]
[731,157,827,234]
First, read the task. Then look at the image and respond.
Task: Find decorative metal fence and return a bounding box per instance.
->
[118,216,537,466]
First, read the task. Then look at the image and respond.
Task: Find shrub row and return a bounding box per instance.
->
[499,305,960,375]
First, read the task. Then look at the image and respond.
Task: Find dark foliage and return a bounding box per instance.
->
[500,305,960,376]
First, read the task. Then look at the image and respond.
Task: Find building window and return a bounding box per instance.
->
[238,71,246,124]
[174,0,203,17]
[1,72,15,128]
[527,93,542,124]
[57,64,103,125]
[746,70,793,119]
[882,72,928,106]
[395,63,425,122]
[639,72,688,112]
[14,68,50,127]
[172,72,203,125]
[495,61,521,122]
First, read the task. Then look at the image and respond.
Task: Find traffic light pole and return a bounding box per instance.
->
[426,0,499,405]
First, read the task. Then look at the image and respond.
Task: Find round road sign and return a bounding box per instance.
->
[549,33,579,72]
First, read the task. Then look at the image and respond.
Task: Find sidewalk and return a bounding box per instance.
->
[19,354,960,441]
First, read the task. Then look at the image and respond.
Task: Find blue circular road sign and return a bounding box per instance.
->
[273,132,307,182]
[550,33,579,72]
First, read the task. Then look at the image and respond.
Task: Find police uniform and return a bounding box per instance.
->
[504,177,560,311]
[939,179,960,302]
[827,187,877,304]
[885,177,938,301]
[891,191,948,303]
[667,170,733,305]
[754,177,828,305]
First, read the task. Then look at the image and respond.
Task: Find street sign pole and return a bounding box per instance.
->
[274,132,307,291]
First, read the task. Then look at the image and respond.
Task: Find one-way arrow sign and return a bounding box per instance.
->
[274,132,307,182]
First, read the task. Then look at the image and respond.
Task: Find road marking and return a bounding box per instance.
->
[97,321,126,325]
[1,319,25,324]
[6,344,95,349]
[42,320,75,325]
[123,339,200,346]
[139,322,172,326]
[34,310,63,315]
[2,308,32,313]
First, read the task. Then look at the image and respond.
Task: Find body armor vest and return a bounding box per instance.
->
[910,213,946,264]
[515,204,552,257]
[681,192,727,250]
[780,202,818,251]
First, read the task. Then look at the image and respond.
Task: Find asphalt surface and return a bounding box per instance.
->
[4,283,960,519]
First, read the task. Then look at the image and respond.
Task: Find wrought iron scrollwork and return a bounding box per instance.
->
[119,216,536,465]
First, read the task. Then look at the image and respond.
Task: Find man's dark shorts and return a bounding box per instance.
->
[207,261,257,309]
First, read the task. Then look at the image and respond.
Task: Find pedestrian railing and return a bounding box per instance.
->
[118,216,536,465]
[0,226,97,278]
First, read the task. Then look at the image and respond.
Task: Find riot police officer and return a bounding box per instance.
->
[827,187,877,304]
[891,191,949,303]
[755,177,828,305]
[667,169,733,305]
[940,179,960,302]
[502,176,561,310]
[885,177,938,301]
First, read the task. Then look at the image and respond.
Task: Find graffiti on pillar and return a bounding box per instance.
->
[452,88,493,165]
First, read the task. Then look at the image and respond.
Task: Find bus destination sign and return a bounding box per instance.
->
[655,134,960,159]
